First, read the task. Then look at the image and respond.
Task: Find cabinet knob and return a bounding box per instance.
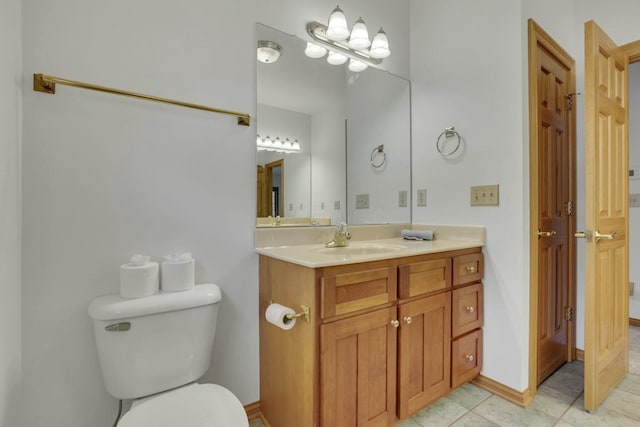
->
[466,265,476,273]
[403,316,412,325]
[465,306,475,313]
[390,320,400,328]
[465,354,475,362]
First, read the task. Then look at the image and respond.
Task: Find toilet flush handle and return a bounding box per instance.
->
[105,322,131,332]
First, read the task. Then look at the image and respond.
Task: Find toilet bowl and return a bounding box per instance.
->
[118,383,248,427]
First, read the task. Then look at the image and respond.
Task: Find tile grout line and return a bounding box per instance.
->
[551,390,583,426]
[445,391,494,426]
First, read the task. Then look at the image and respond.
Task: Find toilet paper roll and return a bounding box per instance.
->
[265,303,296,330]
[161,259,195,292]
[120,261,159,299]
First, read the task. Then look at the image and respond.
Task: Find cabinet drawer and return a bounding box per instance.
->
[399,258,451,299]
[321,267,397,319]
[452,283,483,338]
[451,329,483,388]
[453,253,483,286]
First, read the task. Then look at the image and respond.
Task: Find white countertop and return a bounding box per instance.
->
[256,237,483,268]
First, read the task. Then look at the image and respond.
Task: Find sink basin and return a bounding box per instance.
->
[314,242,406,255]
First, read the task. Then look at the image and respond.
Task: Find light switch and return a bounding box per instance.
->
[417,189,427,207]
[630,194,640,208]
[399,190,408,207]
[356,194,369,209]
[470,185,499,206]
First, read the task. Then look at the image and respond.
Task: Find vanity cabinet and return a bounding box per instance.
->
[259,247,483,427]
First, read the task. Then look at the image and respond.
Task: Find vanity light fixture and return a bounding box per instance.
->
[257,40,283,64]
[257,135,301,153]
[305,6,390,70]
[325,5,349,40]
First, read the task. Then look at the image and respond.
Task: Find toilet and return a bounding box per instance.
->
[88,283,249,426]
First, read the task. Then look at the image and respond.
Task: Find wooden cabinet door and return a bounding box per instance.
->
[321,307,397,427]
[397,292,451,419]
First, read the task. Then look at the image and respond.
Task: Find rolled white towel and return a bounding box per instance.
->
[401,229,435,241]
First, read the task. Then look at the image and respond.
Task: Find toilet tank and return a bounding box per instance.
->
[88,284,222,400]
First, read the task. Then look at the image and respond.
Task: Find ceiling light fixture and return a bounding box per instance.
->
[304,6,390,71]
[257,40,282,64]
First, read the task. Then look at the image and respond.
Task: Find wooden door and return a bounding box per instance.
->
[321,307,397,427]
[397,292,451,419]
[582,20,629,412]
[529,20,576,384]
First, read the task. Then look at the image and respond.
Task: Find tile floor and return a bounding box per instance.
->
[250,326,640,427]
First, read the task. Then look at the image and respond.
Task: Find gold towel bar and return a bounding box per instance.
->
[33,73,251,126]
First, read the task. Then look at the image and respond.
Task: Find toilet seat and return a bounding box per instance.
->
[117,383,249,427]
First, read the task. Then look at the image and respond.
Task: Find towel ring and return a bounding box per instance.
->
[436,126,461,157]
[370,144,386,168]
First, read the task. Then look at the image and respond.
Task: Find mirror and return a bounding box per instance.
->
[256,23,411,227]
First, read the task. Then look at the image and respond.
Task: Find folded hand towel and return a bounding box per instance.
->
[401,229,435,241]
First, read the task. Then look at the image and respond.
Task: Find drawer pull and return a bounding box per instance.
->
[403,316,412,325]
[390,320,400,328]
[465,306,475,313]
[466,266,476,273]
[465,354,475,362]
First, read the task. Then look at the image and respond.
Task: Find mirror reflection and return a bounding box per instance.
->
[256,23,411,227]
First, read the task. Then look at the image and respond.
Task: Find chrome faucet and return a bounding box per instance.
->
[325,223,351,248]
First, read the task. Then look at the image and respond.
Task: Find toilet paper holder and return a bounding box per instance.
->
[270,300,310,323]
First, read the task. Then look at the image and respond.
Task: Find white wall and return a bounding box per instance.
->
[0,0,22,425]
[410,0,528,391]
[20,1,410,426]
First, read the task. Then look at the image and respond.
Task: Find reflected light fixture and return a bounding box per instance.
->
[257,40,282,64]
[327,51,348,65]
[304,42,327,58]
[304,5,390,72]
[256,135,302,153]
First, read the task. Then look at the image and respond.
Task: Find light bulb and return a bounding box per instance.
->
[348,17,370,50]
[326,5,349,41]
[327,51,348,65]
[348,59,368,72]
[304,42,327,59]
[370,28,390,59]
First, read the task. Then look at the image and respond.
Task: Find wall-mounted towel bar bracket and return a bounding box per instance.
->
[33,73,251,126]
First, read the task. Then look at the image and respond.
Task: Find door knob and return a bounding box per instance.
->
[537,230,557,238]
[593,230,617,242]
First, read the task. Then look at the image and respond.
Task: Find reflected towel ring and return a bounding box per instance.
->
[370,144,386,168]
[436,126,461,156]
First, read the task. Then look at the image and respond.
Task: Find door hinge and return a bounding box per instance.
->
[566,201,573,216]
[564,306,574,321]
[566,92,581,111]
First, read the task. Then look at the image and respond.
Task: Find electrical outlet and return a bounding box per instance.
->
[630,194,640,208]
[417,189,427,207]
[356,194,369,209]
[399,190,408,207]
[470,185,499,206]
[631,282,635,297]
[289,203,293,211]
[320,202,325,210]
[334,201,340,210]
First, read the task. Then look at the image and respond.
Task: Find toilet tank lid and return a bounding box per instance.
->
[88,283,221,321]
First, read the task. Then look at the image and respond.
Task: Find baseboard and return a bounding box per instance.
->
[244,401,261,420]
[575,348,584,361]
[630,318,640,327]
[472,375,532,407]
